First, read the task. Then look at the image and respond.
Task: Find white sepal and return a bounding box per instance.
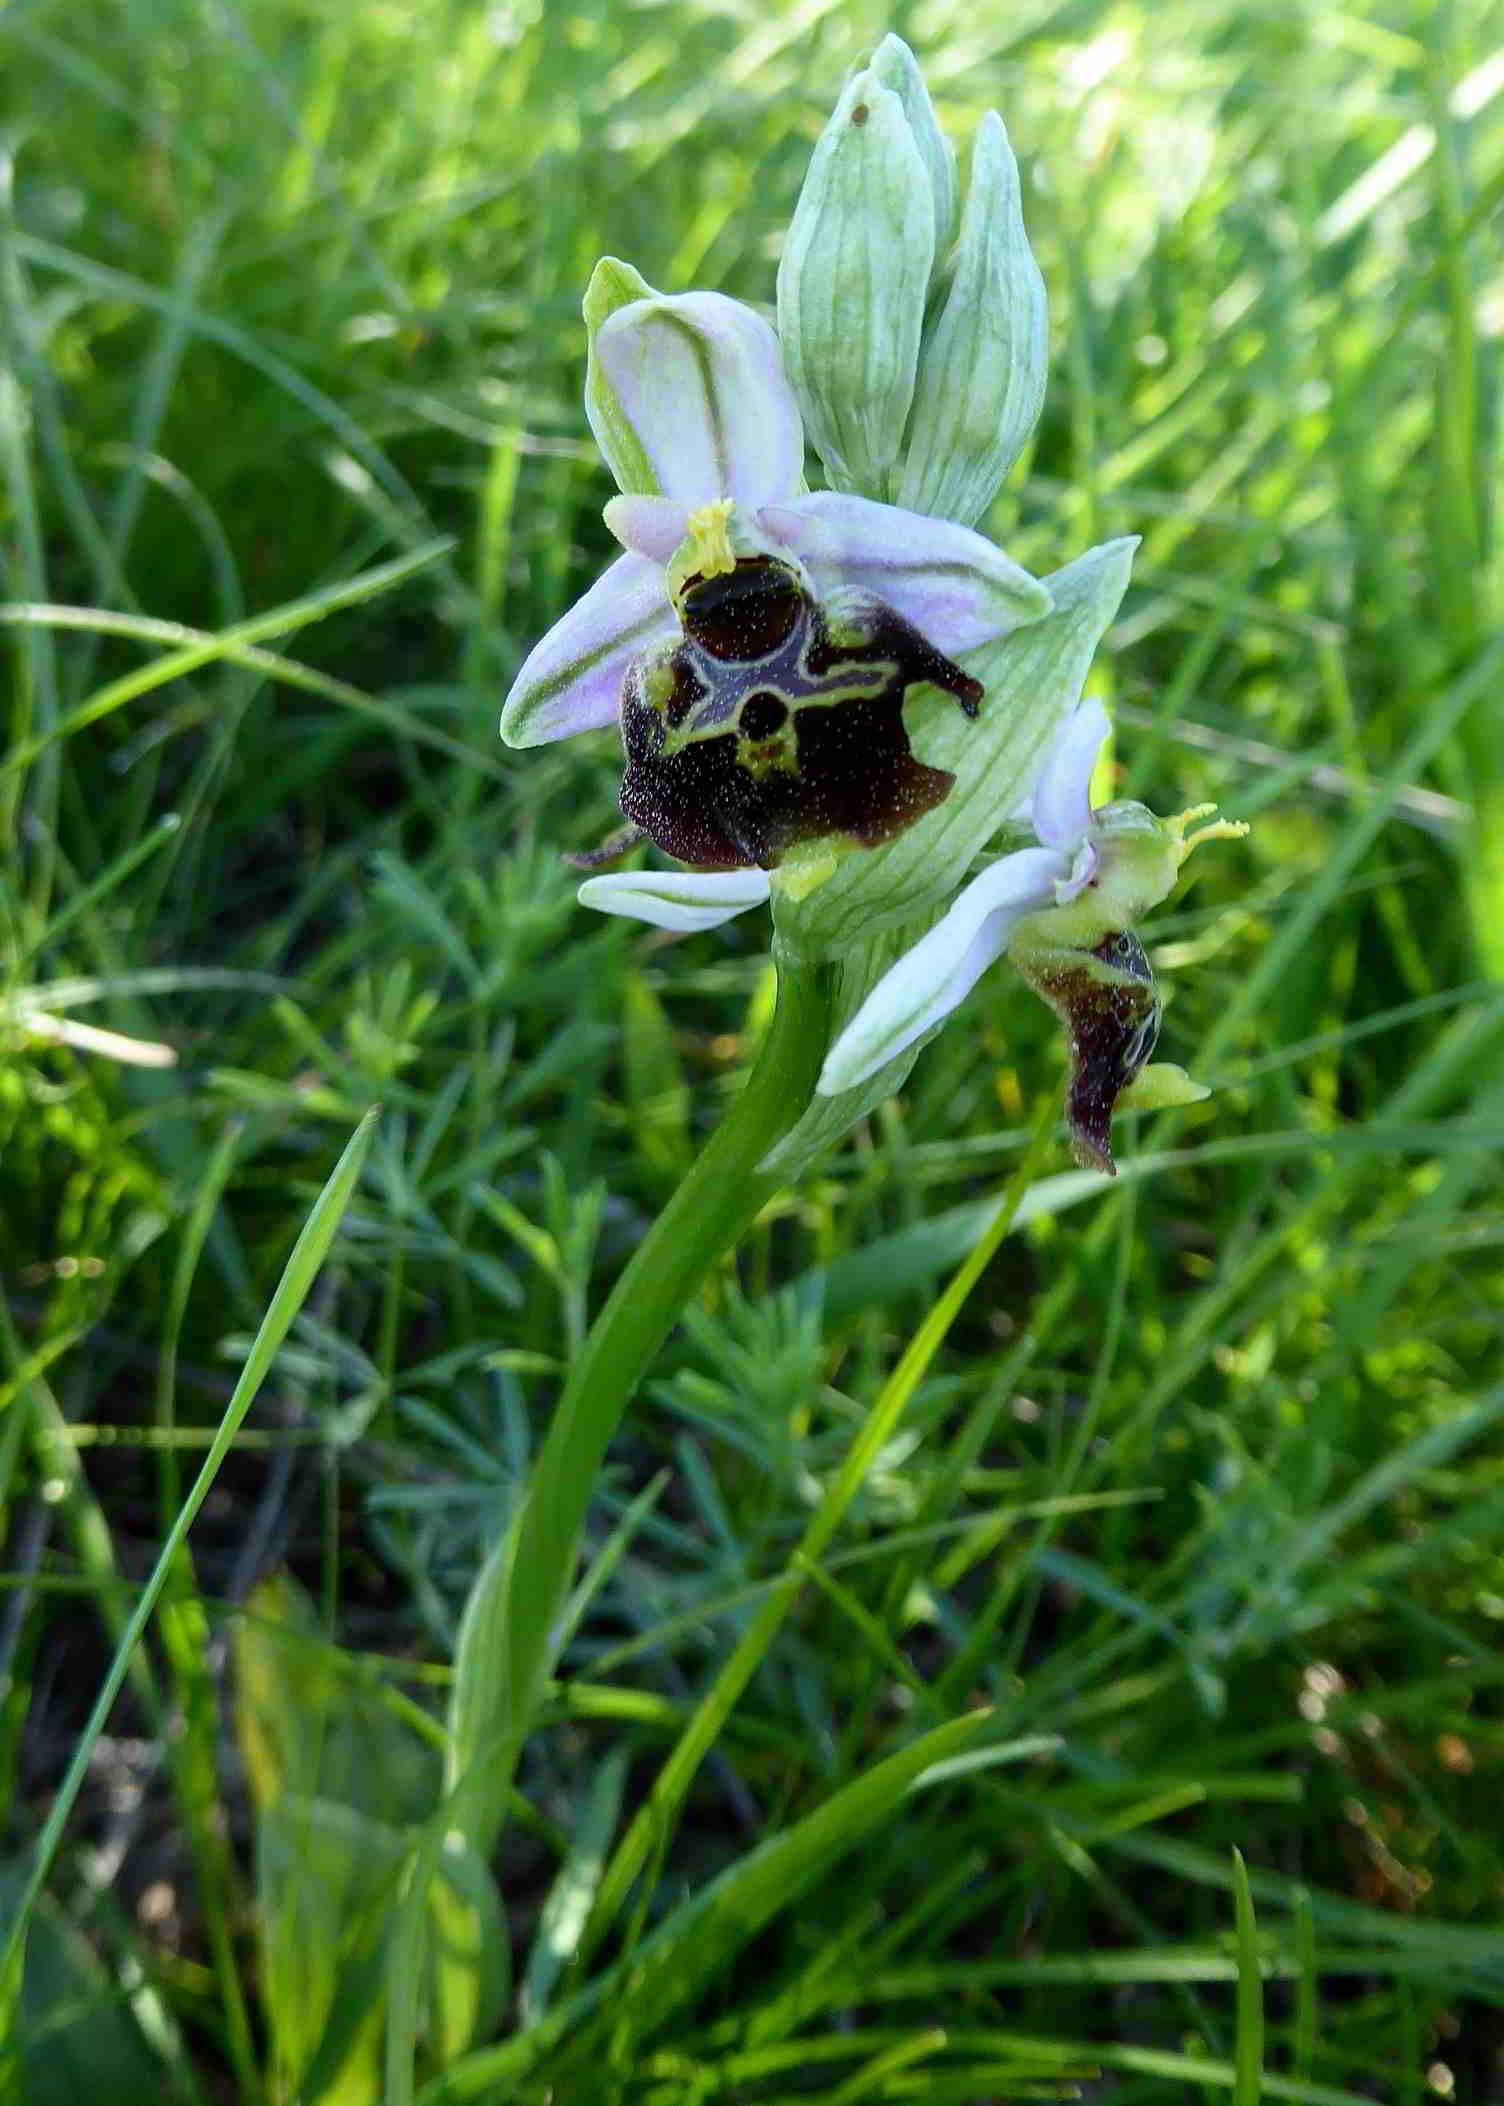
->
[817,845,1066,1095]
[578,868,772,933]
[757,491,1050,644]
[1032,693,1109,851]
[500,551,678,748]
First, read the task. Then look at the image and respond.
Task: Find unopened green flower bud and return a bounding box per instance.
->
[776,49,937,499]
[866,34,957,278]
[898,111,1048,527]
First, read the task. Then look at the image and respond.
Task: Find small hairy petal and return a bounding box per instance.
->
[759,492,1050,655]
[603,494,692,564]
[595,293,804,508]
[500,552,677,747]
[817,845,1066,1094]
[577,867,771,932]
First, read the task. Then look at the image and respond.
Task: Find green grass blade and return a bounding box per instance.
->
[0,540,455,785]
[421,1708,993,2102]
[0,1106,380,2063]
[1232,1849,1264,2106]
[580,1108,1055,1962]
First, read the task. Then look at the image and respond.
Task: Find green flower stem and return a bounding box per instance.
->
[449,950,835,1853]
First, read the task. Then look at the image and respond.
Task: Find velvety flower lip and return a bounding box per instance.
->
[615,551,986,875]
[499,291,1051,751]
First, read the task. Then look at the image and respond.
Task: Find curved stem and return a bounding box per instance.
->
[449,953,834,1851]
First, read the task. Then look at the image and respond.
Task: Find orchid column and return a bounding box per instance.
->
[452,37,1238,1852]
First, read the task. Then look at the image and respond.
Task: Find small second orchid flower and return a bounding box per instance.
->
[818,695,1248,1172]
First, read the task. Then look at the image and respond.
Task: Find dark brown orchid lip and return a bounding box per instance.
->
[600,556,982,873]
[1012,928,1162,1177]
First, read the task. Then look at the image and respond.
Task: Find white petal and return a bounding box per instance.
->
[759,491,1050,651]
[603,494,692,564]
[1031,694,1110,850]
[578,868,772,933]
[594,293,804,508]
[816,847,1066,1094]
[500,552,676,748]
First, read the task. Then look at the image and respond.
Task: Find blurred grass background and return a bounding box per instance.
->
[2,0,1503,2099]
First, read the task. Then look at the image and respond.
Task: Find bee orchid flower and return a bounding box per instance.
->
[817,694,1248,1173]
[500,279,1055,922]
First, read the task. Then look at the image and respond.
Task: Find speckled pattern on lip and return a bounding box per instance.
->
[613,557,982,871]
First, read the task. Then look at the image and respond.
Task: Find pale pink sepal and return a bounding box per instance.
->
[500,551,678,748]
[817,845,1066,1095]
[578,868,772,933]
[594,293,804,508]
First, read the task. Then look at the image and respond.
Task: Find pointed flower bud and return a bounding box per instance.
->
[776,49,937,499]
[866,34,957,277]
[898,111,1049,526]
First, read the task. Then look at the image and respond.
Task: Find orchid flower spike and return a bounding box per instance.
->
[818,695,1248,1174]
[495,37,1188,1178]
